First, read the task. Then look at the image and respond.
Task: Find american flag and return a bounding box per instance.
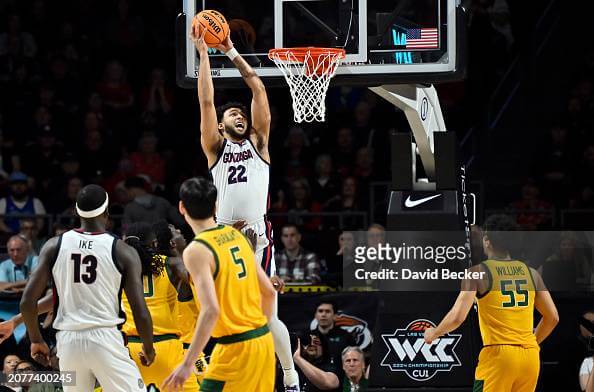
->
[406,28,439,49]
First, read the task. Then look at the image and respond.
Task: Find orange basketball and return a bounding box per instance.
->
[193,10,229,47]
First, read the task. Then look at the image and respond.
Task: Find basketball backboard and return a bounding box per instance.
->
[176,0,466,88]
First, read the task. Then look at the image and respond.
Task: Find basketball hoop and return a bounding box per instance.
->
[269,47,345,123]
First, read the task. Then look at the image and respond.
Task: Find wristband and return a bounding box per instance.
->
[225,47,239,61]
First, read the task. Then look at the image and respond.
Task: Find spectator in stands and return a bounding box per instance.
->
[342,346,368,391]
[79,129,117,183]
[535,125,575,206]
[277,224,321,284]
[509,179,552,229]
[324,231,355,287]
[96,60,134,112]
[283,126,312,182]
[22,126,63,183]
[2,354,19,381]
[123,176,183,228]
[129,131,166,185]
[57,176,83,217]
[57,152,81,181]
[293,332,340,392]
[287,178,322,231]
[326,177,362,230]
[0,235,38,292]
[579,311,594,392]
[541,232,592,289]
[367,223,385,248]
[332,127,355,177]
[18,218,43,255]
[140,67,174,116]
[0,13,37,58]
[312,154,340,207]
[572,145,594,208]
[308,301,357,367]
[0,172,46,234]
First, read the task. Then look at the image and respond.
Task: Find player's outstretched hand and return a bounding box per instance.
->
[214,35,233,54]
[270,275,285,294]
[139,345,156,366]
[0,319,15,343]
[162,363,193,392]
[190,27,208,56]
[423,327,436,344]
[31,341,50,367]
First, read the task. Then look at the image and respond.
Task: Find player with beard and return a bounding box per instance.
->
[191,28,299,391]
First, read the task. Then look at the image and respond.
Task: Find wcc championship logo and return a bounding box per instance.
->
[380,319,461,381]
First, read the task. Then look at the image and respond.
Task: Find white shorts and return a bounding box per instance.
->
[56,327,146,392]
[241,219,276,277]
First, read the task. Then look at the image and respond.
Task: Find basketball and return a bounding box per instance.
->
[193,10,229,47]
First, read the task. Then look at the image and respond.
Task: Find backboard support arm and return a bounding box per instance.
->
[369,84,447,190]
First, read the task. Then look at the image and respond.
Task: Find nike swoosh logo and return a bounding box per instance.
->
[404,194,442,208]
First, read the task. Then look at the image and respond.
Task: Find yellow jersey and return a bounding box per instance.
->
[194,224,267,338]
[122,255,181,337]
[477,260,538,348]
[178,284,200,346]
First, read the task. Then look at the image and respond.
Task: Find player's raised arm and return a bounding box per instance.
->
[192,29,223,164]
[116,239,155,365]
[531,268,559,344]
[216,36,271,150]
[20,236,59,366]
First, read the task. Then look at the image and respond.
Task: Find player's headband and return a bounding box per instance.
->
[76,194,109,218]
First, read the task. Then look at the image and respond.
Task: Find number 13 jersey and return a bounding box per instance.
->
[210,139,270,226]
[52,229,125,331]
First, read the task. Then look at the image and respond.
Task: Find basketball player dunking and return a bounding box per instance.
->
[191,30,300,390]
[20,185,155,392]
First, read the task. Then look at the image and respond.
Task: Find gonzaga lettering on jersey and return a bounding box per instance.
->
[52,230,125,330]
[210,139,269,225]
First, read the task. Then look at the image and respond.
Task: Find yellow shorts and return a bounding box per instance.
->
[183,345,209,385]
[474,345,540,392]
[201,326,275,392]
[128,335,199,392]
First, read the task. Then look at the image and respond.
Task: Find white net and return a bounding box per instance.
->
[269,48,344,123]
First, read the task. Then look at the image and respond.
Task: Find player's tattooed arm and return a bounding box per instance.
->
[21,236,59,366]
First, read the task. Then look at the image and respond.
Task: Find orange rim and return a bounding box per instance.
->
[268,47,346,62]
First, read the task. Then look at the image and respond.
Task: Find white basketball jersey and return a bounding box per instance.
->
[52,230,125,330]
[210,139,270,224]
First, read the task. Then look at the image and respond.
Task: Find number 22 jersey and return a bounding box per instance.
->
[52,230,125,331]
[210,139,270,225]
